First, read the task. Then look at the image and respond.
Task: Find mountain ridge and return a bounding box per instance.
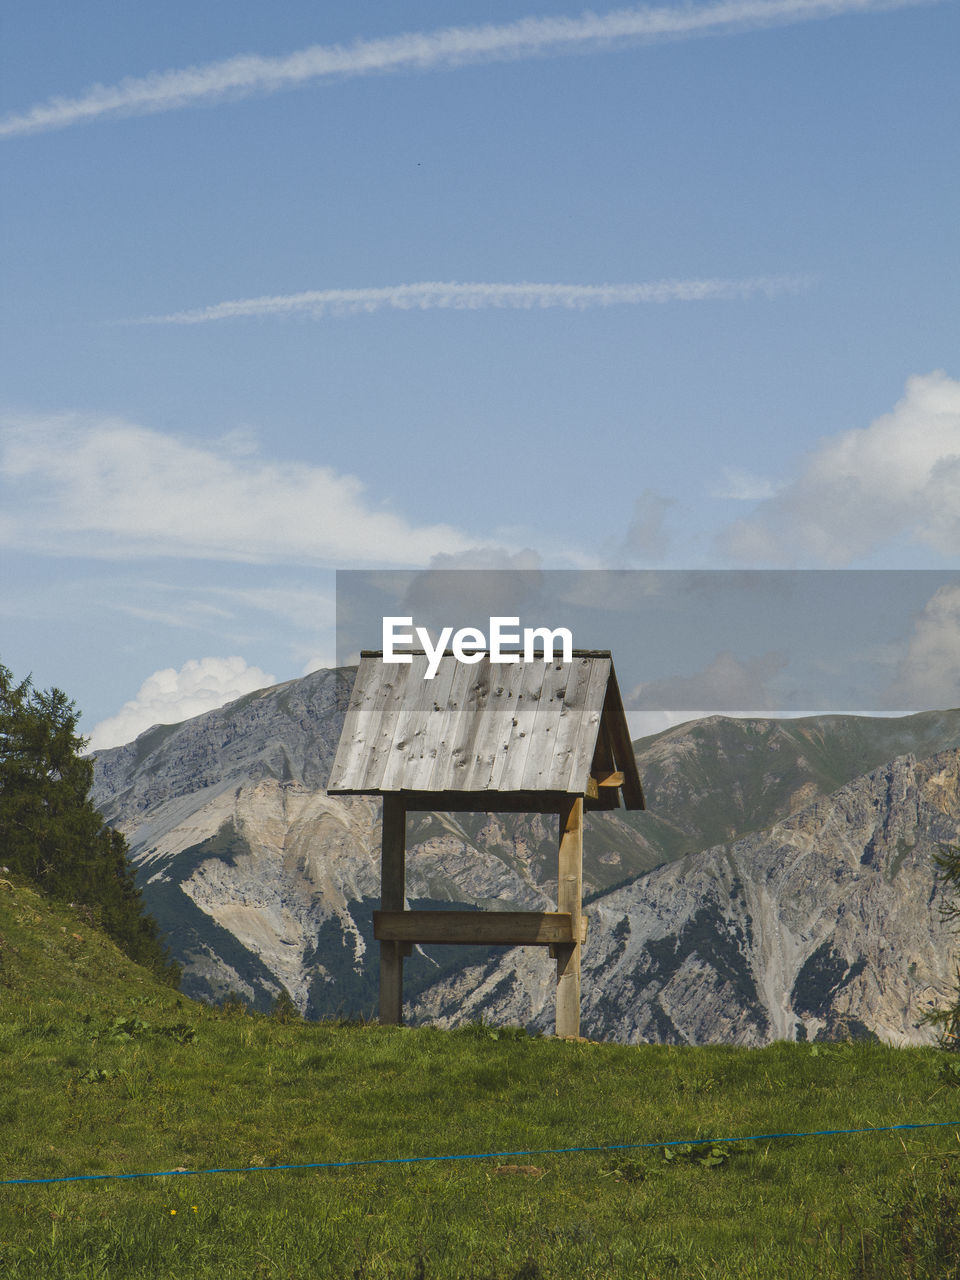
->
[91,669,960,1039]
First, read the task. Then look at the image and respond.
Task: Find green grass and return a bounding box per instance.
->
[1,877,959,1278]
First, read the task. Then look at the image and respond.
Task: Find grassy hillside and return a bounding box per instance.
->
[2,876,959,1279]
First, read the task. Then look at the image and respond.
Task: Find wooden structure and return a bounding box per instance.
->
[327,649,644,1037]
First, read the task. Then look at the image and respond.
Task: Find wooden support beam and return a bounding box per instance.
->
[376,790,577,814]
[555,795,583,1039]
[374,910,588,947]
[379,794,406,1026]
[601,675,645,810]
[592,721,616,778]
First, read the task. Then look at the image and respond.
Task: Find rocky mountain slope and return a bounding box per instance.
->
[411,750,960,1045]
[91,669,960,1040]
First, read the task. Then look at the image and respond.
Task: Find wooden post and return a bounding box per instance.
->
[555,795,583,1038]
[379,794,406,1025]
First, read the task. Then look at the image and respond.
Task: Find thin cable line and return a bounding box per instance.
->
[3,1119,958,1187]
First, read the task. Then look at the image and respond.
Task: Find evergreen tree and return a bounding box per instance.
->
[0,661,179,985]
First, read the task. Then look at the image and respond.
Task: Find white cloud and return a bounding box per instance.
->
[626,649,787,711]
[88,656,276,751]
[616,489,675,563]
[0,0,932,139]
[712,466,779,501]
[718,371,960,564]
[889,584,960,711]
[426,547,542,571]
[112,600,236,630]
[136,276,810,325]
[0,413,474,565]
[403,550,546,623]
[204,584,335,631]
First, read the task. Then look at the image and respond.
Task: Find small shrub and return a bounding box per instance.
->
[158,1022,196,1044]
[270,989,300,1023]
[217,991,249,1017]
[662,1142,738,1168]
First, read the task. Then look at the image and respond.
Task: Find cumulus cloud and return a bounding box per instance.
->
[616,490,675,563]
[0,413,474,565]
[136,276,809,325]
[426,547,542,571]
[403,550,546,627]
[88,656,276,751]
[712,466,779,501]
[0,0,929,140]
[889,584,960,711]
[718,371,960,564]
[626,649,787,711]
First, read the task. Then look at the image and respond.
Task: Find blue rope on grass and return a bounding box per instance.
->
[3,1120,959,1187]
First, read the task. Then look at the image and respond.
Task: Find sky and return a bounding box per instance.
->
[1,0,959,749]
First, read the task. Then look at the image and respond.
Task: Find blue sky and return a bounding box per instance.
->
[1,0,959,747]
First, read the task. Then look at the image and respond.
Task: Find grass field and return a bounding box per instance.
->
[2,877,959,1278]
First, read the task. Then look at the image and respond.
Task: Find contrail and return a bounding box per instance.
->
[136,276,812,325]
[0,0,936,139]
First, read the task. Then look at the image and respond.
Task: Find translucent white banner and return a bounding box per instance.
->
[337,569,960,717]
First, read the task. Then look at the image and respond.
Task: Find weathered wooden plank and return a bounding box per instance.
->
[519,658,583,791]
[540,655,596,790]
[326,656,386,791]
[484,659,552,793]
[461,659,558,791]
[456,665,526,792]
[407,659,476,793]
[374,909,587,946]
[357,662,412,792]
[558,658,612,796]
[395,656,461,792]
[378,652,443,791]
[519,655,596,793]
[379,794,406,1025]
[430,662,492,792]
[601,665,645,810]
[491,655,552,793]
[555,795,583,1039]
[380,794,406,912]
[394,660,463,788]
[387,789,572,813]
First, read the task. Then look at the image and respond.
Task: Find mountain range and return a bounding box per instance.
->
[91,668,960,1043]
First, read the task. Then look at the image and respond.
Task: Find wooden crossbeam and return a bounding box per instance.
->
[373,909,588,947]
[585,770,625,800]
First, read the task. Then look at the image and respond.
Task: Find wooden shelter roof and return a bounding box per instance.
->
[327,650,644,810]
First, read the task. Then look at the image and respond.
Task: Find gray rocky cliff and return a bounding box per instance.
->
[410,750,960,1046]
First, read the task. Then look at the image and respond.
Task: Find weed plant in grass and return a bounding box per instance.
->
[2,877,959,1278]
